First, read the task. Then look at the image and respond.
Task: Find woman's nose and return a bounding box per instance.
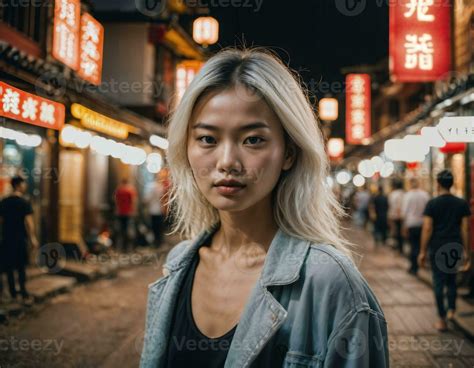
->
[216,142,242,174]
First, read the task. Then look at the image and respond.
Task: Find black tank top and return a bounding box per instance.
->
[165,253,237,367]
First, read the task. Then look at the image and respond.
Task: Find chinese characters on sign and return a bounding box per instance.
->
[52,2,104,86]
[0,82,65,130]
[346,74,371,145]
[78,13,104,85]
[390,0,451,81]
[52,0,81,70]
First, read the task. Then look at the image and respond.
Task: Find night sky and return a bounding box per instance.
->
[207,0,389,99]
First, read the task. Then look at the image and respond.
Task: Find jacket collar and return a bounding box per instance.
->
[145,225,312,368]
[164,223,311,287]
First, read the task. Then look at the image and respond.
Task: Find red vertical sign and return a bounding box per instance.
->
[78,13,104,86]
[389,0,451,82]
[52,0,81,70]
[346,74,371,145]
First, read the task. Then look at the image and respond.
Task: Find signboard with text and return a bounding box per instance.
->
[389,0,451,82]
[345,74,371,145]
[0,81,65,130]
[78,13,104,86]
[53,0,81,70]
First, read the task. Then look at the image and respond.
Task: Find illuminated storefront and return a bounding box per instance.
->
[0,81,65,243]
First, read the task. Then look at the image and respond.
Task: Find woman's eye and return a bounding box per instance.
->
[244,136,265,145]
[198,136,216,145]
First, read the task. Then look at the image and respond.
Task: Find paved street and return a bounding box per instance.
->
[350,225,474,368]
[1,226,474,367]
[0,261,165,368]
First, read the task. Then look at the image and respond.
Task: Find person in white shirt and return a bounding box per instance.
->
[388,179,405,254]
[401,177,430,275]
[144,177,166,248]
[353,186,371,229]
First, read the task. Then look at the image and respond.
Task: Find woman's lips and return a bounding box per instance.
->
[214,185,246,195]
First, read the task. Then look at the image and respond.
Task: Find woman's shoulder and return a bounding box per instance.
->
[303,243,385,319]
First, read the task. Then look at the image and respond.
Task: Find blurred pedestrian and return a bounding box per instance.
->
[144,176,165,248]
[114,178,137,253]
[370,185,389,247]
[418,170,471,332]
[402,177,430,275]
[0,176,39,304]
[388,178,405,254]
[353,185,371,229]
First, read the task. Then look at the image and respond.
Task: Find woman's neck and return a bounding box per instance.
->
[212,217,278,258]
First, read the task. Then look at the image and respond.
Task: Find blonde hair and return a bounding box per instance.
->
[165,47,355,261]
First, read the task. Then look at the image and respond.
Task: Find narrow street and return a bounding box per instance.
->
[1,226,474,367]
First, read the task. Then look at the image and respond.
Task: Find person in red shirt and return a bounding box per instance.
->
[114,178,137,253]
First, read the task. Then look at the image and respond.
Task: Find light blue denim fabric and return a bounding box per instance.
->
[140,225,389,367]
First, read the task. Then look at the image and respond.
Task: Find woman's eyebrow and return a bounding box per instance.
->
[192,122,270,131]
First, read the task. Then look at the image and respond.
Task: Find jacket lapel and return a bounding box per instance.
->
[225,228,311,368]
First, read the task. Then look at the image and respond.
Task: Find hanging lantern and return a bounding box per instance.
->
[406,162,420,170]
[327,138,344,160]
[319,98,338,121]
[193,17,219,46]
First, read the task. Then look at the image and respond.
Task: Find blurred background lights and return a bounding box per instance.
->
[336,170,352,185]
[358,159,376,178]
[353,174,366,187]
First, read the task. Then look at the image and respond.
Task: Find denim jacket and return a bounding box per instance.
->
[140,226,389,368]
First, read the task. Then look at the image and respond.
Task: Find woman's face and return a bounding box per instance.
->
[187,85,295,213]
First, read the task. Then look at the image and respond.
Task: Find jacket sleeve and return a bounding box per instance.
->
[323,309,389,368]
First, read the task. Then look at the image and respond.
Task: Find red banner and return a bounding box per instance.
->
[52,0,81,70]
[346,74,371,145]
[389,0,451,82]
[78,13,104,86]
[0,82,65,130]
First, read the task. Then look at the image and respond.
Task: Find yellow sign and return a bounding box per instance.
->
[71,103,132,139]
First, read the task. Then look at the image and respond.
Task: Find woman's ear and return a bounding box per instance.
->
[282,141,296,171]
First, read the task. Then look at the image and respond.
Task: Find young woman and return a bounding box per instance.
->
[140,48,389,368]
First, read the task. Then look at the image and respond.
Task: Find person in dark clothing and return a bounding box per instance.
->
[418,170,471,332]
[370,185,389,246]
[0,176,39,304]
